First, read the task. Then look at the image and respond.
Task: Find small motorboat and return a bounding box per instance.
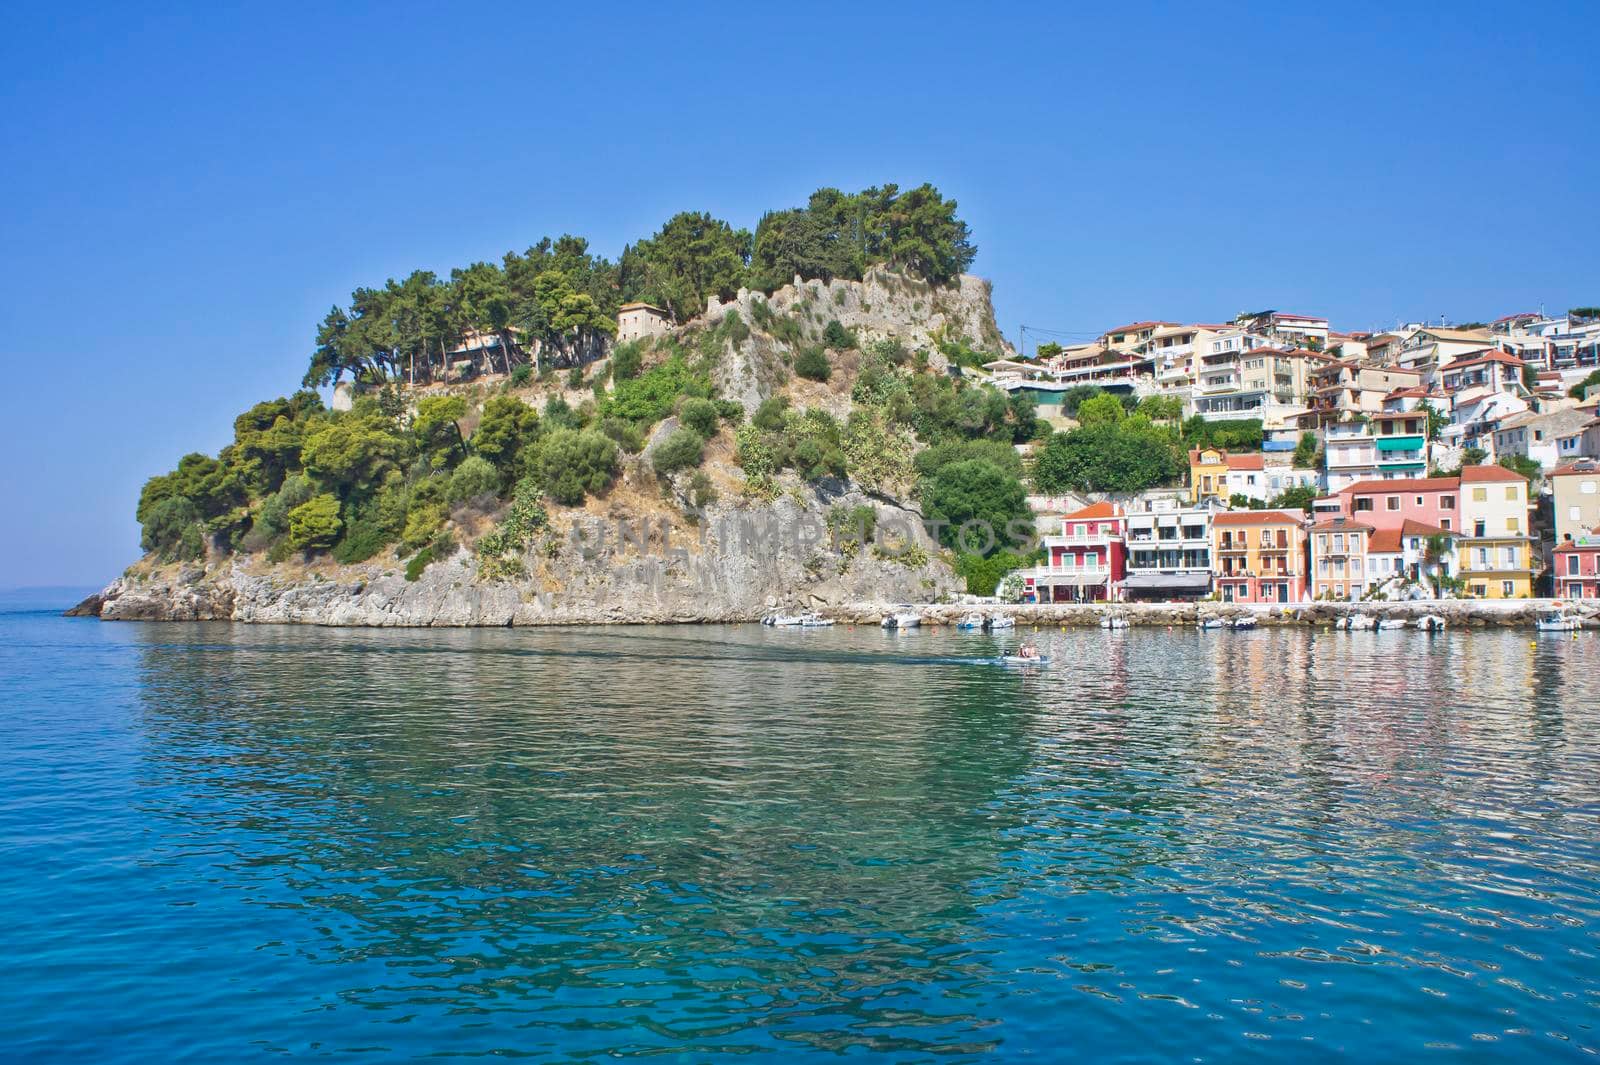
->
[799,613,834,627]
[986,614,1016,631]
[955,613,985,631]
[1001,653,1049,665]
[1231,615,1258,630]
[1415,614,1447,632]
[1343,614,1376,631]
[882,611,922,630]
[1376,617,1407,630]
[1197,616,1226,630]
[1100,614,1129,630]
[1537,611,1579,632]
[764,614,804,627]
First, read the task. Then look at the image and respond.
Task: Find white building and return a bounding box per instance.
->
[616,302,672,343]
[1122,498,1214,600]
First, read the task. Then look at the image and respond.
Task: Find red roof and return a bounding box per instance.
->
[1368,528,1403,554]
[1401,518,1456,538]
[1343,476,1459,495]
[1103,320,1178,335]
[1385,386,1430,399]
[1551,459,1600,478]
[1311,518,1373,532]
[1460,464,1525,484]
[1441,349,1525,371]
[1063,501,1122,520]
[1225,453,1265,471]
[1213,510,1305,527]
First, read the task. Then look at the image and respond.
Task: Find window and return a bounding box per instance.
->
[1570,555,1581,576]
[1415,496,1424,507]
[1503,547,1518,569]
[1473,584,1488,598]
[1583,481,1597,495]
[1573,506,1583,522]
[1475,520,1486,537]
[1441,495,1455,509]
[1441,518,1451,531]
[1505,517,1519,533]
[1333,534,1344,551]
[1356,498,1374,512]
[1386,496,1400,511]
[1474,487,1488,502]
[1503,581,1515,597]
[1505,487,1518,502]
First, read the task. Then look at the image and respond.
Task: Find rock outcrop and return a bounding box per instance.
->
[77,490,958,626]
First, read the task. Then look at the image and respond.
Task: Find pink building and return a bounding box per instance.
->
[1022,502,1127,603]
[1554,528,1600,599]
[1333,477,1461,533]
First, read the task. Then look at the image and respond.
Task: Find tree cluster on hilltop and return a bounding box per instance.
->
[303,183,976,388]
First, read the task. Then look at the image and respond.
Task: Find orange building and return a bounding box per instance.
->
[1212,510,1309,604]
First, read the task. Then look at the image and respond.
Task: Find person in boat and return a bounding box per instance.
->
[1016,643,1039,660]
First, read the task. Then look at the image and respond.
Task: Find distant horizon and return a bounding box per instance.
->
[3,2,1595,587]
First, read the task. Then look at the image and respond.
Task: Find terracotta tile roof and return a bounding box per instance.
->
[1459,464,1526,484]
[1103,320,1178,335]
[1400,519,1456,538]
[1189,448,1227,464]
[1213,510,1305,526]
[1343,476,1459,494]
[1367,528,1403,554]
[1225,453,1266,471]
[1441,348,1525,371]
[1549,459,1600,478]
[1311,518,1373,532]
[1063,501,1122,520]
[1385,386,1431,399]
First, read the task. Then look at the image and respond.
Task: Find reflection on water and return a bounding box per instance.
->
[3,615,1600,1060]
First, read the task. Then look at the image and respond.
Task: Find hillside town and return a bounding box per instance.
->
[993,309,1600,604]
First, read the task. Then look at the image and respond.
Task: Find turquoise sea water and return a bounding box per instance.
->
[3,597,1599,1061]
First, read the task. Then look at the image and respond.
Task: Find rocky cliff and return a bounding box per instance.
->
[73,270,1002,626]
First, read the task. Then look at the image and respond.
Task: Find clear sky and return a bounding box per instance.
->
[2,2,1596,588]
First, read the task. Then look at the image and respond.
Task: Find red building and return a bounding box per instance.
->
[1022,502,1127,603]
[1554,528,1600,599]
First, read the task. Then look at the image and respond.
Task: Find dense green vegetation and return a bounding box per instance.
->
[303,184,977,387]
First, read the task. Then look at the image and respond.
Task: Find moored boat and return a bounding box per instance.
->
[955,613,985,631]
[1537,611,1579,632]
[763,614,804,627]
[1415,614,1446,632]
[1230,615,1258,630]
[1376,617,1407,630]
[1197,616,1226,630]
[986,614,1016,631]
[1100,614,1129,630]
[882,611,922,630]
[798,613,834,627]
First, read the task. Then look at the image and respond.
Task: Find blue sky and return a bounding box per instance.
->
[2,2,1596,587]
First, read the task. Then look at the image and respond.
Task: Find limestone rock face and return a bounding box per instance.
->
[77,491,958,627]
[707,268,1011,413]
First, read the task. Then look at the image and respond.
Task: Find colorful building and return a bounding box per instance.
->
[1553,528,1600,600]
[1022,502,1127,603]
[1457,464,1535,598]
[1212,510,1308,604]
[1310,517,1374,600]
[1123,498,1213,600]
[1338,477,1460,532]
[1551,459,1600,544]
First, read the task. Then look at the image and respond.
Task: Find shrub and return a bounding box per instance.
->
[404,546,434,582]
[611,341,644,381]
[447,455,501,503]
[688,471,718,509]
[822,319,857,349]
[539,428,619,504]
[567,365,585,389]
[679,397,720,437]
[476,475,549,580]
[332,517,389,564]
[401,501,447,553]
[652,428,706,475]
[509,363,533,387]
[287,494,343,551]
[794,345,831,382]
[771,316,804,346]
[752,395,790,432]
[598,416,646,454]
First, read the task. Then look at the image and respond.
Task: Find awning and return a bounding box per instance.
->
[1123,573,1212,591]
[1123,573,1210,592]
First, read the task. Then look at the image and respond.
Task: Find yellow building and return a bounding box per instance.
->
[1189,447,1228,502]
[1457,464,1535,598]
